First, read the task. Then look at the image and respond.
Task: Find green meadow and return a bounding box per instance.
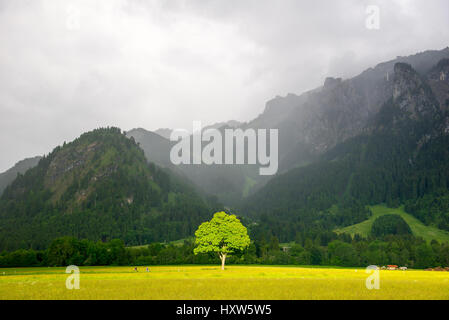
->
[1,265,448,300]
[335,205,449,243]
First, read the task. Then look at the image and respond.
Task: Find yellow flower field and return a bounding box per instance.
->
[0,265,448,300]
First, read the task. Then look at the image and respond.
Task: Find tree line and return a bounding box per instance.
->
[1,232,448,269]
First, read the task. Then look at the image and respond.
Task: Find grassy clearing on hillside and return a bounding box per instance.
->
[1,265,448,300]
[335,205,449,243]
[243,176,257,198]
[129,238,192,249]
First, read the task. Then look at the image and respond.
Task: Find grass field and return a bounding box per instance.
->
[335,205,449,243]
[1,265,448,300]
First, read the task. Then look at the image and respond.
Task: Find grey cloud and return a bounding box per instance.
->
[0,0,448,171]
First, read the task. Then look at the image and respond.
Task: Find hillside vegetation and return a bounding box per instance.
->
[336,205,449,243]
[0,156,42,195]
[0,128,218,251]
[241,62,449,243]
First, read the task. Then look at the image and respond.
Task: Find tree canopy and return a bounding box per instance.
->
[371,214,412,237]
[194,212,250,270]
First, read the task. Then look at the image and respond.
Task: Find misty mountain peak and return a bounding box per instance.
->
[263,93,300,116]
[393,63,439,118]
[154,128,173,140]
[323,77,343,90]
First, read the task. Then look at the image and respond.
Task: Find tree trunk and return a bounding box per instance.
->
[220,253,227,270]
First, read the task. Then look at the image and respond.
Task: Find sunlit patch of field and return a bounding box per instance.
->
[0,265,448,300]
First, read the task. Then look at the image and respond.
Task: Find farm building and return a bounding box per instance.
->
[387,265,398,270]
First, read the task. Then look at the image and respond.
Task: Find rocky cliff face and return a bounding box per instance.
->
[245,48,449,173]
[241,59,449,227]
[126,48,449,205]
[427,58,449,113]
[392,63,440,119]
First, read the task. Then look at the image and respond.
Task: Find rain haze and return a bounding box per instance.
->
[1,0,449,172]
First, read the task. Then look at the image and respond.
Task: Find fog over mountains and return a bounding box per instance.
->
[1,46,449,250]
[2,47,449,207]
[2,1,449,174]
[124,48,449,205]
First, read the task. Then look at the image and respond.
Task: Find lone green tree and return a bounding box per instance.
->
[194,212,250,270]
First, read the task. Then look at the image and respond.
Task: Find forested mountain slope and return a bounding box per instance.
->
[241,61,449,242]
[127,126,261,206]
[0,128,219,251]
[127,48,449,206]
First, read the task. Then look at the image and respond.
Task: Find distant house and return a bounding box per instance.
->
[387,265,398,270]
[399,266,407,271]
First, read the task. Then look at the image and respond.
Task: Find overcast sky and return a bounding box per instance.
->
[0,0,449,172]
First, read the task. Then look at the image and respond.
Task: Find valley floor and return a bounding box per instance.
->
[1,265,448,300]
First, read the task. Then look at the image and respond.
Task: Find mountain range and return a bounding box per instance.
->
[127,47,449,205]
[0,128,219,250]
[1,47,449,249]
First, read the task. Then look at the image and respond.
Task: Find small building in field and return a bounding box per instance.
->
[387,265,398,270]
[399,266,407,271]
